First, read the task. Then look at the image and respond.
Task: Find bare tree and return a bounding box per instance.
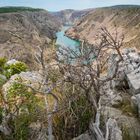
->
[34,42,60,140]
[0,27,124,140]
[56,27,124,140]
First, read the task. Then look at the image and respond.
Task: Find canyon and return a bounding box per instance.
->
[66,5,140,49]
[0,5,140,140]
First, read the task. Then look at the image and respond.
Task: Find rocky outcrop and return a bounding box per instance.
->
[2,71,44,96]
[71,47,140,140]
[104,48,140,139]
[0,9,61,69]
[66,5,140,48]
[108,48,140,94]
[102,107,140,139]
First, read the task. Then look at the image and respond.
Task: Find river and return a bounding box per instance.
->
[56,26,80,49]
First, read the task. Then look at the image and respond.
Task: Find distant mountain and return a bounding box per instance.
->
[0,6,43,13]
[0,7,61,69]
[52,9,92,25]
[66,5,140,48]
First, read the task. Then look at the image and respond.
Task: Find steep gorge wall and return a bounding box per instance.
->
[52,9,91,25]
[66,5,140,49]
[0,10,61,69]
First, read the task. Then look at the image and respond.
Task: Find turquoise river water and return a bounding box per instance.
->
[56,26,80,49]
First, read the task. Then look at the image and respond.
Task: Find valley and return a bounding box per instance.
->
[65,5,140,49]
[0,5,140,140]
[56,26,80,49]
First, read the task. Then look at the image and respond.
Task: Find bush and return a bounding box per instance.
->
[53,85,94,140]
[0,58,7,73]
[0,58,28,79]
[4,62,28,78]
[3,82,42,140]
[0,74,7,86]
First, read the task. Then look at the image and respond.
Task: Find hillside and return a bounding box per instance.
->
[52,9,92,25]
[0,6,43,13]
[0,7,61,69]
[66,5,140,48]
[1,5,140,140]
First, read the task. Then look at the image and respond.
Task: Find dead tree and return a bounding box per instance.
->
[56,27,124,140]
[35,42,59,140]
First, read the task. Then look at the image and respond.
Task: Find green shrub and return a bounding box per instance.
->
[4,62,28,78]
[0,58,7,73]
[4,82,42,140]
[0,75,7,86]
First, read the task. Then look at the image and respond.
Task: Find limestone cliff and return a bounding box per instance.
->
[66,5,140,49]
[0,7,61,69]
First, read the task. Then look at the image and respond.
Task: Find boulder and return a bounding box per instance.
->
[2,71,44,96]
[6,59,19,65]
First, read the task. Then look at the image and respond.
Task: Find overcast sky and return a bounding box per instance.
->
[0,0,140,11]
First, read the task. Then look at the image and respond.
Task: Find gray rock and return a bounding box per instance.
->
[102,107,140,139]
[106,118,122,140]
[6,59,19,65]
[72,133,92,140]
[2,71,44,96]
[101,90,123,108]
[108,49,140,94]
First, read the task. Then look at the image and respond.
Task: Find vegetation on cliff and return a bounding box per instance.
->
[0,5,140,140]
[0,7,43,13]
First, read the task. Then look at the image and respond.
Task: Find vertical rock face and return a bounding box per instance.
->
[0,10,61,69]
